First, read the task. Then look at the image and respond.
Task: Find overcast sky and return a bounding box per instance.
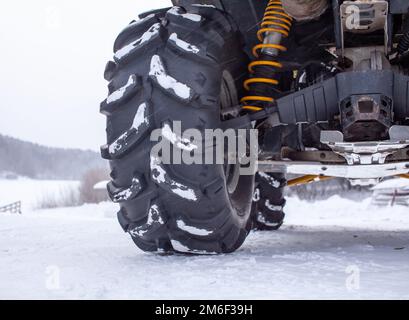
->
[0,0,170,151]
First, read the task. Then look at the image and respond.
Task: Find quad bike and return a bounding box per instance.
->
[101,0,409,254]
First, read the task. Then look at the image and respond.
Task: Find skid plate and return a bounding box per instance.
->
[258,160,409,179]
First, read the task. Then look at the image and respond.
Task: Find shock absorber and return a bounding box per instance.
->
[241,0,293,112]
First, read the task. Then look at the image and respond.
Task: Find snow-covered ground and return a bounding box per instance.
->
[1,179,409,299]
[0,178,79,211]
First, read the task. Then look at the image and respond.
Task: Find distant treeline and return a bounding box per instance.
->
[0,134,107,180]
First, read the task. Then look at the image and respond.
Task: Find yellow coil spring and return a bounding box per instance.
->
[241,0,293,112]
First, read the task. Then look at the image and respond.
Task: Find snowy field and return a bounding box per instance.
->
[0,178,80,211]
[1,179,409,299]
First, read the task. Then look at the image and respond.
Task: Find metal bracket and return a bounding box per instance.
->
[258,125,409,180]
[258,160,409,179]
[220,106,278,130]
[320,125,409,165]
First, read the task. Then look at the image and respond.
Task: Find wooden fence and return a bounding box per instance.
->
[371,190,409,207]
[0,201,22,214]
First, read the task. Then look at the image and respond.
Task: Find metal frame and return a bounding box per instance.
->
[260,126,409,182]
[320,126,409,165]
[258,160,409,179]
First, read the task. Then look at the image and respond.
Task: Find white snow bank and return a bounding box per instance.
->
[285,195,409,231]
[93,180,109,190]
[2,195,409,299]
[0,179,80,211]
[372,178,409,190]
[30,201,118,220]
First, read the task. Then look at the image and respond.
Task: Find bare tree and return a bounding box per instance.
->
[79,168,110,204]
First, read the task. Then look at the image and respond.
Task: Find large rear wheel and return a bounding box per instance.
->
[101,5,255,254]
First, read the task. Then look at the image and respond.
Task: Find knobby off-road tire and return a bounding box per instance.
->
[101,6,255,254]
[251,172,286,231]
